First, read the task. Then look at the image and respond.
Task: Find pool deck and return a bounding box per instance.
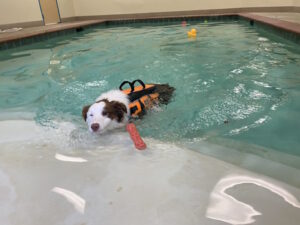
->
[252,12,300,24]
[0,19,105,44]
[239,12,300,35]
[0,12,300,45]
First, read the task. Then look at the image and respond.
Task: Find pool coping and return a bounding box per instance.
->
[0,12,299,50]
[238,13,300,35]
[0,19,106,49]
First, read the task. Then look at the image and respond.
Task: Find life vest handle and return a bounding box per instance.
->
[131,79,146,89]
[119,79,146,93]
[119,81,134,92]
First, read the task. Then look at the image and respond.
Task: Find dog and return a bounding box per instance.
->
[82,80,175,133]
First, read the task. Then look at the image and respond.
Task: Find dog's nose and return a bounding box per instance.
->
[91,123,100,132]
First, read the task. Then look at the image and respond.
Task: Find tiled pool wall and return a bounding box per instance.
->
[254,21,300,44]
[0,24,102,51]
[0,14,299,51]
[238,16,300,44]
[104,14,238,25]
[106,15,300,44]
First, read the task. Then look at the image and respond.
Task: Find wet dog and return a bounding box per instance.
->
[82,81,174,133]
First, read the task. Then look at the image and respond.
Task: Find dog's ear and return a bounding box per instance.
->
[110,101,127,122]
[82,105,91,121]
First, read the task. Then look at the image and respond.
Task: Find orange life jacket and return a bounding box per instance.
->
[120,80,159,117]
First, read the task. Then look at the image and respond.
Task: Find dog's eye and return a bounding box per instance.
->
[102,111,107,116]
[89,114,93,117]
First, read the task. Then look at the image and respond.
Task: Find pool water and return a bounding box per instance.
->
[1,20,300,156]
[1,20,300,225]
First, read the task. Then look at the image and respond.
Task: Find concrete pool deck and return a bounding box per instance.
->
[239,12,300,36]
[0,12,300,46]
[0,19,105,44]
[253,12,300,24]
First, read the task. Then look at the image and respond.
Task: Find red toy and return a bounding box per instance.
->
[126,123,147,150]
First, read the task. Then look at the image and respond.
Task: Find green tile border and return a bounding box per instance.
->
[0,14,299,50]
[105,15,238,26]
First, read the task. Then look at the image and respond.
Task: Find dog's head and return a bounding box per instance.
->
[82,99,128,133]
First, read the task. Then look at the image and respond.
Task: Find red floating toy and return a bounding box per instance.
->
[126,123,147,150]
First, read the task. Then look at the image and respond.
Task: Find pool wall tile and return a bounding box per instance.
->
[0,14,299,50]
[239,14,300,44]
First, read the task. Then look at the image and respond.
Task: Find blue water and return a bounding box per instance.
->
[0,20,300,156]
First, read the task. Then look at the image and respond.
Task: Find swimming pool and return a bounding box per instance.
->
[0,19,300,225]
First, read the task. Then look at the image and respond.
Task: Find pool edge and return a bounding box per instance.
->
[0,12,300,50]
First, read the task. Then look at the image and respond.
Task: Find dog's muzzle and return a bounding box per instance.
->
[91,123,100,132]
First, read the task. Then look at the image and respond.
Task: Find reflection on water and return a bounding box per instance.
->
[52,187,86,214]
[206,174,300,224]
[55,153,88,162]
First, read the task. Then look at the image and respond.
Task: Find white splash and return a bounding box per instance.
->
[255,116,269,124]
[271,104,278,111]
[50,60,60,65]
[258,37,269,42]
[231,69,243,74]
[233,84,245,94]
[253,80,272,88]
[85,80,107,87]
[249,90,268,100]
[230,126,249,135]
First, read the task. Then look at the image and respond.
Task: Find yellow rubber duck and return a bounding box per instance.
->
[187,28,197,38]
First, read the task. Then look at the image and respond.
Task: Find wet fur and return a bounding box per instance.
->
[82,84,174,133]
[97,99,127,122]
[153,84,175,104]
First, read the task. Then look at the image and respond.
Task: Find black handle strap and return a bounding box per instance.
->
[119,79,146,93]
[119,81,134,92]
[132,79,146,89]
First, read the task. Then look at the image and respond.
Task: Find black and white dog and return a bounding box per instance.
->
[82,81,174,133]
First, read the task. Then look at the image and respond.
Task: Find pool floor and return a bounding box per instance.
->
[0,120,300,225]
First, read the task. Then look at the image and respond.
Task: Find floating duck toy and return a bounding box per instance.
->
[187,28,197,38]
